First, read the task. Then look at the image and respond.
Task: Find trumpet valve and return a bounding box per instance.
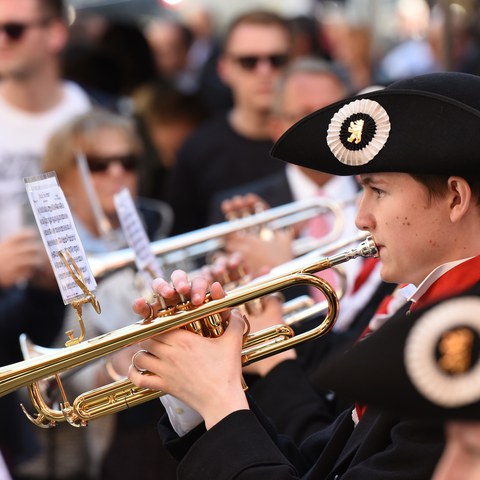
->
[204,314,225,338]
[145,294,175,323]
[176,296,205,335]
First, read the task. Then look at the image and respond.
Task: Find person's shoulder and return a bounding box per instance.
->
[61,81,92,109]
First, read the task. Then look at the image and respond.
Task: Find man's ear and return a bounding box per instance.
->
[448,176,472,223]
[217,56,233,87]
[48,20,69,54]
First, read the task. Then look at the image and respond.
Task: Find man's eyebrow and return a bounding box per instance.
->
[358,175,374,186]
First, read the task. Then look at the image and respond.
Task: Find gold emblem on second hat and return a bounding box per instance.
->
[438,328,474,375]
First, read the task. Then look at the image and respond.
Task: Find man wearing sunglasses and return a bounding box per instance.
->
[168,10,292,235]
[0,0,90,476]
[0,0,90,219]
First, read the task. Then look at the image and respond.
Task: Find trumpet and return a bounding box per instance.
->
[0,236,377,428]
[89,196,356,279]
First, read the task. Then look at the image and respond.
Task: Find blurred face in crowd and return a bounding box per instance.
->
[219,22,291,113]
[0,0,67,80]
[355,173,455,286]
[146,20,189,76]
[271,71,346,139]
[270,70,346,185]
[433,421,480,480]
[62,126,139,229]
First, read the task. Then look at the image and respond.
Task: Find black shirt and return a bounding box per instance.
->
[168,114,283,234]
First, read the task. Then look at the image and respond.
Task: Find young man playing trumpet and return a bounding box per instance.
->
[128,72,480,479]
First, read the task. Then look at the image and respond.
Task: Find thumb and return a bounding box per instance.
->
[224,309,248,346]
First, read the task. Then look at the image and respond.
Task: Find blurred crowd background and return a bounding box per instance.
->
[1,0,480,479]
[60,0,480,218]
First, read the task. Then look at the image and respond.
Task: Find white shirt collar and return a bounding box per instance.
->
[408,257,475,304]
[285,164,358,201]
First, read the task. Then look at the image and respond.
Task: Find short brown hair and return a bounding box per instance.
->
[42,0,67,20]
[221,10,292,53]
[411,173,480,206]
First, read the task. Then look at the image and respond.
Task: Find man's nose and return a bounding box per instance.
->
[354,203,373,232]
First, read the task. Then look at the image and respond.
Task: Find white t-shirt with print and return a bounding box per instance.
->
[0,81,90,238]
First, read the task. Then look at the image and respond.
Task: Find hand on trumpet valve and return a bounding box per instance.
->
[129,269,250,429]
[195,251,246,288]
[132,269,226,321]
[220,193,296,276]
[221,193,270,220]
[224,228,295,278]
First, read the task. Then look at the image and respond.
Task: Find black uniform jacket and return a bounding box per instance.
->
[157,303,447,479]
[157,279,480,479]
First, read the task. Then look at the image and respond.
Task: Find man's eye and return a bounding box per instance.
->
[371,187,384,198]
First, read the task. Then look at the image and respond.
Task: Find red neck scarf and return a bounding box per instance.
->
[354,256,480,424]
[411,256,480,312]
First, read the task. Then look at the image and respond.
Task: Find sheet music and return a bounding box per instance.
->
[114,188,164,278]
[24,172,97,304]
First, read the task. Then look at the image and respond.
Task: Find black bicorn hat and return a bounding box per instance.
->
[313,295,480,420]
[271,72,480,176]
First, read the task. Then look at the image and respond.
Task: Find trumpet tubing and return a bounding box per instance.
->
[89,196,354,278]
[0,236,378,427]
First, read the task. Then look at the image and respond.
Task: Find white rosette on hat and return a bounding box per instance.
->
[326,98,391,166]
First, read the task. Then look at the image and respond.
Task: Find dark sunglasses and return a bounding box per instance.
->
[231,54,289,71]
[0,17,52,41]
[86,154,139,173]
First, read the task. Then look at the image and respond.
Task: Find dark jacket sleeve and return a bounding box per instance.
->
[158,402,444,480]
[0,285,65,365]
[0,285,65,466]
[246,360,334,443]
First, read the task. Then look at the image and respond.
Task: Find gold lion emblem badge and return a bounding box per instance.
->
[347,119,365,144]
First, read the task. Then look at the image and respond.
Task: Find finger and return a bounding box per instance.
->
[128,365,165,392]
[190,275,210,305]
[132,298,153,316]
[170,270,191,297]
[226,252,244,270]
[152,277,176,299]
[225,309,248,344]
[209,256,231,284]
[221,197,234,216]
[209,282,230,323]
[244,193,268,212]
[131,348,161,373]
[210,281,226,300]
